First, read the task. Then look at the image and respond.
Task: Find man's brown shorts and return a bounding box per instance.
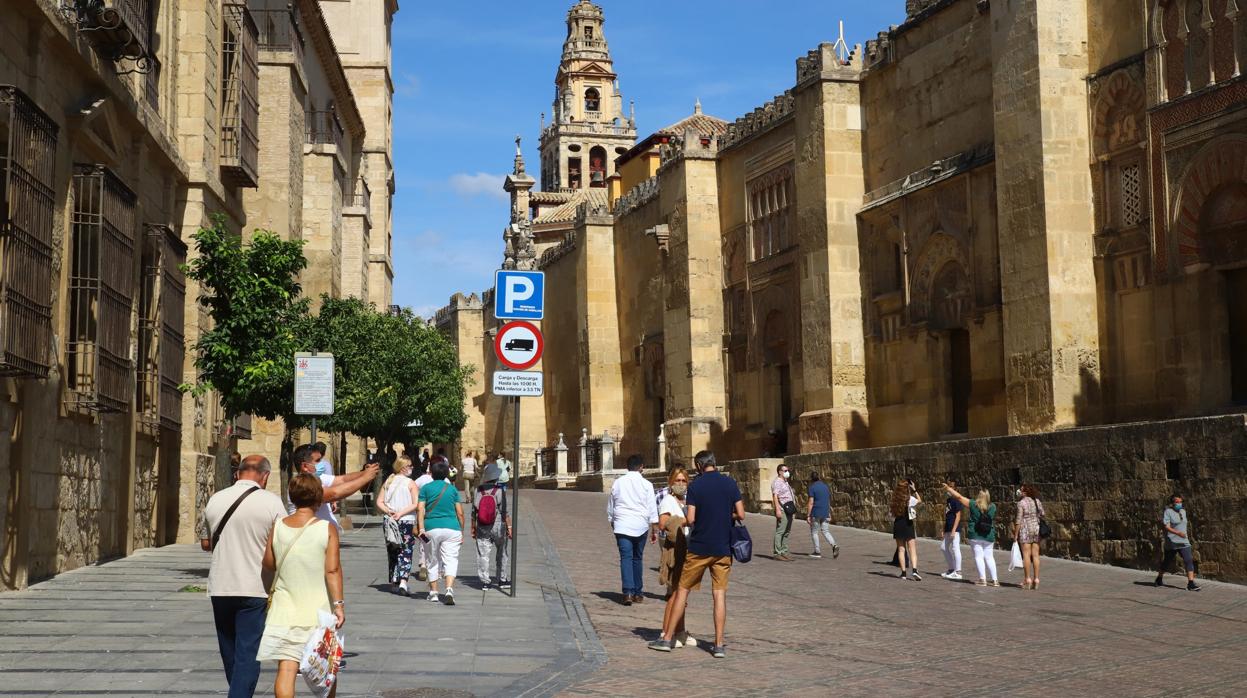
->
[678,553,732,591]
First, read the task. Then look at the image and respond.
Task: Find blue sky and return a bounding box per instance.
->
[390,1,906,317]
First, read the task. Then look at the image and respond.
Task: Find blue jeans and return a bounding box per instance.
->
[211,596,268,698]
[615,533,647,596]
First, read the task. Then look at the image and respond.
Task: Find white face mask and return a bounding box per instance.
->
[780,471,791,479]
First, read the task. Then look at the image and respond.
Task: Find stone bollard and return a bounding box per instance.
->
[555,432,569,476]
[600,431,616,471]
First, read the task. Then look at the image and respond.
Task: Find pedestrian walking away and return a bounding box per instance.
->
[648,450,744,659]
[374,464,403,591]
[412,459,433,581]
[472,468,512,590]
[771,464,796,560]
[942,483,999,587]
[377,456,419,595]
[1013,485,1045,590]
[806,472,838,559]
[890,478,922,580]
[940,479,964,579]
[258,473,345,698]
[655,467,695,649]
[418,459,465,605]
[287,444,380,529]
[200,455,287,698]
[607,454,659,605]
[1155,494,1201,591]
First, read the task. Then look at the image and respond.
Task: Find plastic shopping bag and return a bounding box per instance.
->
[1009,541,1023,571]
[939,536,947,553]
[300,610,344,698]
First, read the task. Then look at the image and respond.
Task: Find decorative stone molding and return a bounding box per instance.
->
[644,224,670,254]
[615,176,659,216]
[861,142,994,210]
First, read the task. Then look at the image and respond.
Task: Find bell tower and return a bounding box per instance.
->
[538,0,637,191]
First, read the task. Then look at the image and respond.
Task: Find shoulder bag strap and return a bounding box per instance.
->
[210,486,260,551]
[427,482,451,512]
[267,520,316,597]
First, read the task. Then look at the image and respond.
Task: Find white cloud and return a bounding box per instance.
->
[447,172,508,201]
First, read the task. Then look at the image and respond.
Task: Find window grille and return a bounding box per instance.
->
[1120,163,1142,229]
[158,227,186,429]
[68,164,137,413]
[233,413,252,439]
[748,164,794,261]
[0,86,57,379]
[220,3,259,188]
[306,107,344,151]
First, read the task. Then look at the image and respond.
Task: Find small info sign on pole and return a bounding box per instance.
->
[492,370,543,397]
[295,352,334,442]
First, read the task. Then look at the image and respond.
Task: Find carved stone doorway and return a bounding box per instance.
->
[1228,270,1247,405]
[949,329,971,434]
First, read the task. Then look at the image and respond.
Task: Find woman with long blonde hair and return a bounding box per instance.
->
[942,483,999,586]
[890,478,921,580]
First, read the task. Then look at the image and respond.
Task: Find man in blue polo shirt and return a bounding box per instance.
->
[806,472,838,559]
[648,450,744,659]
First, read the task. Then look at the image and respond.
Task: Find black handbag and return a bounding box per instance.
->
[1036,499,1051,539]
[782,500,797,516]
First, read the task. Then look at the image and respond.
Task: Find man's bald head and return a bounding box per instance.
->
[236,455,272,483]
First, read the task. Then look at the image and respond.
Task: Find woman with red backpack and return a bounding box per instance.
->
[471,463,512,591]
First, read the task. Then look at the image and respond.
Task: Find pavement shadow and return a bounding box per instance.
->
[174,568,209,578]
[1133,581,1179,589]
[591,591,634,606]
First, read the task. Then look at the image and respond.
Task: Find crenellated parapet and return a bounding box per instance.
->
[538,230,580,268]
[795,42,862,88]
[720,90,796,151]
[864,29,897,70]
[574,199,612,226]
[614,176,660,217]
[656,130,722,174]
[434,292,483,328]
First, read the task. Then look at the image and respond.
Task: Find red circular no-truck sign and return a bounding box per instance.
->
[494,320,544,370]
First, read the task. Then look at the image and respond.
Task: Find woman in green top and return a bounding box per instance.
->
[941,483,999,587]
[418,460,465,605]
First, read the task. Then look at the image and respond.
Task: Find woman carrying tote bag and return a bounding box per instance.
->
[259,473,345,698]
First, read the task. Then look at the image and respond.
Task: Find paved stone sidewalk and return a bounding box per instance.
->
[527,490,1247,697]
[0,500,602,697]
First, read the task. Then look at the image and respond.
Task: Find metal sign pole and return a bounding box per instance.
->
[509,395,520,598]
[310,417,317,445]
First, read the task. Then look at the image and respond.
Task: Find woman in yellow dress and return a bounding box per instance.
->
[259,473,345,698]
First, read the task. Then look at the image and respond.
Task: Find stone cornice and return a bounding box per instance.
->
[295,0,365,139]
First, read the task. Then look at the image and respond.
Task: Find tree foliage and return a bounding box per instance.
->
[308,297,470,447]
[184,217,470,446]
[183,217,310,421]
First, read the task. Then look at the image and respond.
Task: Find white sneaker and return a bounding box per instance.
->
[676,632,695,649]
[943,571,963,580]
[426,591,440,604]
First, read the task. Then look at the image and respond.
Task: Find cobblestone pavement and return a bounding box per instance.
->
[0,503,601,697]
[527,489,1247,697]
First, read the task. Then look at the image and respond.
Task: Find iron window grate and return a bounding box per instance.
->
[68,164,137,413]
[0,86,57,379]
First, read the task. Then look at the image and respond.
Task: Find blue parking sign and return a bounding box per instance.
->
[494,270,545,320]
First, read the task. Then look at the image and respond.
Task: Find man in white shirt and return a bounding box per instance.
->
[288,443,380,529]
[607,454,659,605]
[200,455,287,698]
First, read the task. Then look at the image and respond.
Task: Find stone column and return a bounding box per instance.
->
[599,432,616,471]
[793,43,870,453]
[991,0,1102,433]
[656,423,667,472]
[575,209,626,436]
[659,139,727,461]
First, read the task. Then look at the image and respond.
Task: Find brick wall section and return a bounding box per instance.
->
[774,415,1247,582]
